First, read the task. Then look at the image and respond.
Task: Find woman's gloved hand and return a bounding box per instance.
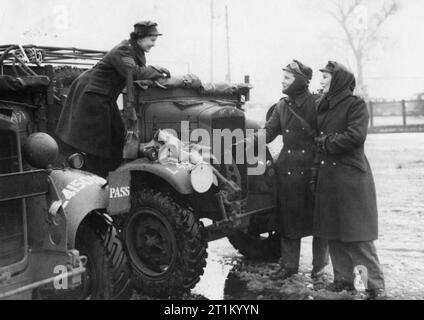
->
[314,136,328,153]
[152,66,171,78]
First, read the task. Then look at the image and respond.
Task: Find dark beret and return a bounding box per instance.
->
[134,21,162,37]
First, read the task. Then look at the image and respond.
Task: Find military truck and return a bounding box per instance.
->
[107,75,281,297]
[0,45,132,299]
[0,44,280,298]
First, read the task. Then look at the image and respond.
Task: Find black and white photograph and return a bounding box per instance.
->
[0,0,423,306]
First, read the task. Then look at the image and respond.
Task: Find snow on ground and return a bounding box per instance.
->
[133,132,424,300]
[192,132,424,300]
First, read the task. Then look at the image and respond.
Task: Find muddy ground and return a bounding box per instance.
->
[136,132,424,300]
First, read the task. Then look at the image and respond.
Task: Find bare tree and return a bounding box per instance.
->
[329,0,399,97]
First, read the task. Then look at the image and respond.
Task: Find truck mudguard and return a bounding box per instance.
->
[108,158,194,215]
[49,169,108,247]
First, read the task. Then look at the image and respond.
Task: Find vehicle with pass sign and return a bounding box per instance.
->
[0,44,280,298]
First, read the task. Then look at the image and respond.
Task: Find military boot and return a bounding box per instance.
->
[366,289,387,300]
[325,281,356,293]
[269,267,297,281]
[311,267,328,290]
[311,266,327,280]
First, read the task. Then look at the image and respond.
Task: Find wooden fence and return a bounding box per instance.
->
[368,99,424,133]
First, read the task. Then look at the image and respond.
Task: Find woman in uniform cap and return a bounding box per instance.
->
[314,61,386,299]
[56,21,170,177]
[265,60,329,282]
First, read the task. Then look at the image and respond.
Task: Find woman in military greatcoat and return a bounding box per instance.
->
[56,21,169,177]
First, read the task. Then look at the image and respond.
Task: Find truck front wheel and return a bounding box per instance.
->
[123,189,208,298]
[44,213,133,300]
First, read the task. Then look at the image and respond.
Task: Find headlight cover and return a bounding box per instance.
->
[190,163,215,193]
[67,153,85,169]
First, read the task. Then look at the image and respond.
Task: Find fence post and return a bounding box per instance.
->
[402,100,407,126]
[369,101,374,128]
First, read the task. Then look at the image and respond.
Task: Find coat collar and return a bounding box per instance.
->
[129,39,147,66]
[328,89,352,109]
[284,89,311,108]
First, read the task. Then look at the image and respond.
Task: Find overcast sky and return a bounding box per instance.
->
[1,0,423,103]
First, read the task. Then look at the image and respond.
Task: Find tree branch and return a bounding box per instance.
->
[363,0,399,49]
[328,0,399,95]
[328,0,363,56]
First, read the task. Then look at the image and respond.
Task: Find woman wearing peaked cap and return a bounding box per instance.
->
[264,60,329,282]
[56,21,170,178]
[314,61,386,299]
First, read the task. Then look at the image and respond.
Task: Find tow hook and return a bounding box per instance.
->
[67,250,87,288]
[68,249,87,268]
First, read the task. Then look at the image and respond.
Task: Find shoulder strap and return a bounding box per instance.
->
[286,104,317,138]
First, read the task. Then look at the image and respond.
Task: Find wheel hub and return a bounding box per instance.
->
[126,209,177,277]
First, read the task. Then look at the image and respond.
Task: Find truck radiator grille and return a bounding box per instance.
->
[0,130,25,268]
[0,201,25,267]
[211,116,247,197]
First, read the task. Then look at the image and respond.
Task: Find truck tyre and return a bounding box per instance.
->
[123,188,208,298]
[66,214,133,300]
[228,230,280,262]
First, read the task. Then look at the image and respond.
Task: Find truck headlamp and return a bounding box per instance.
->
[67,153,85,170]
[190,163,214,193]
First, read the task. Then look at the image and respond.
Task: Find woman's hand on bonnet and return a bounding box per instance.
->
[152,66,171,78]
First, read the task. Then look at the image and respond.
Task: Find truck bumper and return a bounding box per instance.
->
[0,249,86,300]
